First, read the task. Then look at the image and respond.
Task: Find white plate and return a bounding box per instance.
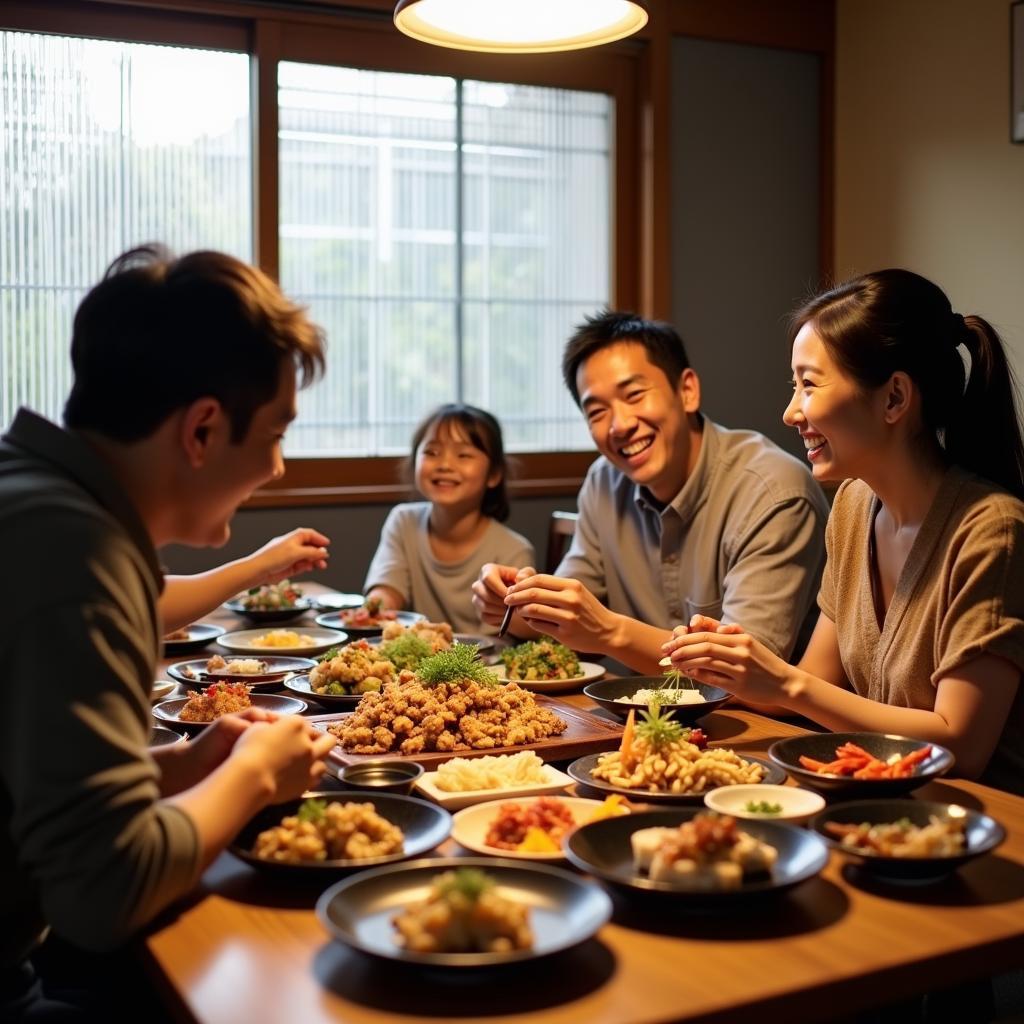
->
[490,661,605,693]
[414,763,573,811]
[151,680,177,703]
[452,796,624,861]
[704,784,826,825]
[217,627,348,657]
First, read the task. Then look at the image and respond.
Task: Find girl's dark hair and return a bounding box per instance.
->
[407,403,512,521]
[789,269,1024,499]
[562,309,690,406]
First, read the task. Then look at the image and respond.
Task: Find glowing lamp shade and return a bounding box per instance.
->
[393,0,648,54]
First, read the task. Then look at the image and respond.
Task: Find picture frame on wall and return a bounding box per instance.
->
[1014,1,1024,142]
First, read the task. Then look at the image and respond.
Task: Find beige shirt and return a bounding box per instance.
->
[0,410,200,966]
[559,419,829,659]
[819,469,1024,794]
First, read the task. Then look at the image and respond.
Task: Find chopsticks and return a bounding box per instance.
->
[497,603,514,638]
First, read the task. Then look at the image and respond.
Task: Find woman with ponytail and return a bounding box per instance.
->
[663,269,1024,793]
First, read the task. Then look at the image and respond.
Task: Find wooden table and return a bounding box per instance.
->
[146,602,1024,1024]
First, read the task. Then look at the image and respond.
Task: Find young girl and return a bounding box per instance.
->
[663,269,1024,794]
[364,403,534,633]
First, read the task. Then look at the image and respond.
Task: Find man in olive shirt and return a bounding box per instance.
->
[474,311,828,675]
[0,247,337,1020]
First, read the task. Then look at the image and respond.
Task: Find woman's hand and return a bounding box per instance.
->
[250,527,330,584]
[661,624,797,704]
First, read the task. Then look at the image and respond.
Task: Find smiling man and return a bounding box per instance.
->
[474,310,829,674]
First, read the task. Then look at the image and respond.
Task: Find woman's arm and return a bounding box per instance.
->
[160,528,329,631]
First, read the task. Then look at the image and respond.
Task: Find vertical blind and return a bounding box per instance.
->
[278,62,610,455]
[0,31,251,429]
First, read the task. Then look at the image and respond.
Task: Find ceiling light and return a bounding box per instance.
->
[394,0,648,54]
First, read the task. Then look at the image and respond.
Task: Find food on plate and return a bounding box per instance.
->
[380,619,454,651]
[433,751,550,793]
[499,637,581,681]
[309,640,397,695]
[253,798,404,863]
[207,655,270,675]
[179,681,252,722]
[799,741,933,780]
[163,626,191,642]
[616,667,705,706]
[239,580,304,610]
[249,629,317,648]
[484,795,631,853]
[377,630,448,672]
[338,596,399,628]
[590,705,757,794]
[328,645,566,755]
[744,800,783,816]
[824,816,966,857]
[632,812,777,890]
[392,868,532,953]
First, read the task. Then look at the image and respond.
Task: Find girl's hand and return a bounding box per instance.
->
[251,528,330,585]
[660,627,795,704]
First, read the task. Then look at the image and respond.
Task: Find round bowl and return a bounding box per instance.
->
[339,759,425,795]
[162,622,225,656]
[768,732,954,797]
[703,784,825,825]
[583,677,730,725]
[149,724,186,747]
[809,799,1005,883]
[224,598,313,624]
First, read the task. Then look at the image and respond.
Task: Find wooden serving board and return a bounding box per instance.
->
[309,696,623,773]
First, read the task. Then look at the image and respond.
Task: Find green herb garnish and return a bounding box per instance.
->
[377,633,434,671]
[661,665,697,691]
[436,867,494,903]
[634,702,685,747]
[297,798,326,823]
[416,643,500,687]
[744,800,783,815]
[318,646,341,664]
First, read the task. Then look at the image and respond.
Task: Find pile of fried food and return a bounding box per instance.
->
[179,681,252,723]
[590,705,760,795]
[253,797,404,863]
[393,867,532,953]
[632,811,777,890]
[328,645,567,755]
[310,639,397,696]
[824,815,966,858]
[799,741,933,779]
[381,619,453,651]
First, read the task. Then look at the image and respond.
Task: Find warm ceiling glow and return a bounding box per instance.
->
[393,0,648,54]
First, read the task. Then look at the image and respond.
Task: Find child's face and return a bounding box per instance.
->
[414,420,501,513]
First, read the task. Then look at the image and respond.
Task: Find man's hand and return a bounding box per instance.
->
[251,528,330,585]
[503,572,620,654]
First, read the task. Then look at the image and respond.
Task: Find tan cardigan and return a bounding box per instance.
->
[819,467,1024,795]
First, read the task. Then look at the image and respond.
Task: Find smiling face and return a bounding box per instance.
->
[414,418,500,515]
[783,322,889,483]
[577,341,701,503]
[180,360,296,546]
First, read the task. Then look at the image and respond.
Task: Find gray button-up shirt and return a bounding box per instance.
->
[558,419,829,658]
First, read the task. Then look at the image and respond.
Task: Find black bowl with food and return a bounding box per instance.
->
[230,791,451,876]
[583,677,730,725]
[768,732,954,797]
[339,759,425,795]
[224,598,313,624]
[809,799,1005,882]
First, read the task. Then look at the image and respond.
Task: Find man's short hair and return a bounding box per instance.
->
[64,245,325,443]
[561,309,691,406]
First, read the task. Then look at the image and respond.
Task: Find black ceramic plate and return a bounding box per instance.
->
[567,751,785,804]
[768,732,954,796]
[315,609,425,638]
[582,677,730,724]
[564,808,829,903]
[223,598,314,624]
[161,622,226,656]
[149,724,186,747]
[316,856,612,967]
[283,672,365,710]
[809,799,1005,882]
[167,656,317,692]
[152,693,307,733]
[230,792,451,876]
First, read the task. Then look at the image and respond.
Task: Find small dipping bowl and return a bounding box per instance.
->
[339,760,424,795]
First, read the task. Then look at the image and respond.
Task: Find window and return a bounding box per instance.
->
[278,62,611,456]
[1,30,251,429]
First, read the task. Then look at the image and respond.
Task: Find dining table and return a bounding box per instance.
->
[142,595,1024,1024]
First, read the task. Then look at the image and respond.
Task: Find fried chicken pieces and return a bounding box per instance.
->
[328,673,567,755]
